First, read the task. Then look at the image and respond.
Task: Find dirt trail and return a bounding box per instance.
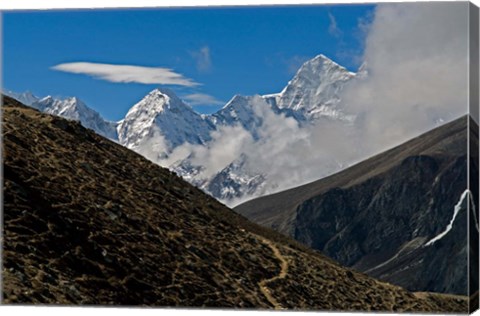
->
[257,237,289,309]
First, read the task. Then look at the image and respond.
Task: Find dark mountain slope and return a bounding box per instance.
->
[1,96,468,312]
[236,116,474,296]
[468,116,479,309]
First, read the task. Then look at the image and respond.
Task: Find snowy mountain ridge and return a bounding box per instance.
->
[31,96,118,140]
[117,88,214,157]
[265,54,356,121]
[6,53,359,205]
[3,90,40,106]
[172,54,358,204]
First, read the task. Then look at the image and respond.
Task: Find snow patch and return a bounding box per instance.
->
[425,190,469,246]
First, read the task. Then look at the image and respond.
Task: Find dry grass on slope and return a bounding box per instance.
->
[1,96,468,312]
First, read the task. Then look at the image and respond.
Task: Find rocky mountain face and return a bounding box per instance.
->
[6,54,356,205]
[205,154,267,201]
[3,95,470,312]
[469,117,479,307]
[236,116,477,296]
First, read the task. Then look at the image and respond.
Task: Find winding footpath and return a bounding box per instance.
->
[257,238,289,309]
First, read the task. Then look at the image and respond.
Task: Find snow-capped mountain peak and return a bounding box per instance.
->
[121,88,202,126]
[3,90,40,106]
[207,94,273,140]
[11,52,361,206]
[294,53,353,76]
[34,96,87,119]
[272,54,356,121]
[117,88,214,154]
[138,88,185,112]
[31,95,118,140]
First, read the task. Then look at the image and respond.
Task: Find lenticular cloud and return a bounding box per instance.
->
[52,62,199,87]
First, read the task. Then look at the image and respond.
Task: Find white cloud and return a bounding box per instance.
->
[233,97,360,202]
[328,12,342,38]
[342,2,468,153]
[190,46,212,73]
[52,62,199,87]
[192,125,255,179]
[182,93,224,106]
[135,127,171,163]
[163,125,255,179]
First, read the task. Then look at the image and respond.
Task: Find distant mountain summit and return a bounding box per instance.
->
[31,96,117,140]
[117,88,214,160]
[208,95,267,140]
[6,54,360,204]
[266,54,356,121]
[3,90,39,106]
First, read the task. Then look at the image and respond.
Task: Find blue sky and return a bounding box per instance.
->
[3,5,374,120]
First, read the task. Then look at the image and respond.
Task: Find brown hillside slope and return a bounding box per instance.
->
[1,96,467,312]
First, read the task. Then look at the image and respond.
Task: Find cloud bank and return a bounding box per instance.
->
[342,2,468,153]
[52,62,199,87]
